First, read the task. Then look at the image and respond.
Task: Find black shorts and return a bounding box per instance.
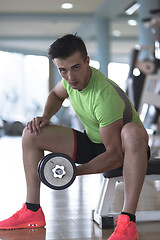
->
[72,129,106,164]
[72,129,151,164]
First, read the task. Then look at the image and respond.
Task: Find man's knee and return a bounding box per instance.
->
[121,123,148,151]
[22,127,38,149]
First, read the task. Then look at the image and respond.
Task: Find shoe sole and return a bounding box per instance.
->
[0,221,46,230]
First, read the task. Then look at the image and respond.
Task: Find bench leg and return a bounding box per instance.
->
[92,177,122,229]
[92,174,160,229]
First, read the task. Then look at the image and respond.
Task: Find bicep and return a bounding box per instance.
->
[52,80,69,101]
[100,119,123,151]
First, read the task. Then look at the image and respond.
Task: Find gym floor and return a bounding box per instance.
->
[0,136,160,240]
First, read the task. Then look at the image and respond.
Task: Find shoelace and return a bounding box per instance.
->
[12,208,27,219]
[114,219,129,234]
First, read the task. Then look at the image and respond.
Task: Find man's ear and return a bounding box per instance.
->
[52,59,56,65]
[86,56,90,64]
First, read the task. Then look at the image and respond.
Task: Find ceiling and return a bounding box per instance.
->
[0,0,140,63]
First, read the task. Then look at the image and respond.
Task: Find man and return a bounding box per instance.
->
[0,34,149,240]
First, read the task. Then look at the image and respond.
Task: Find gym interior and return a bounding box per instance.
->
[0,0,160,239]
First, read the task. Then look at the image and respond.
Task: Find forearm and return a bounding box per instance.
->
[76,150,123,176]
[42,90,64,120]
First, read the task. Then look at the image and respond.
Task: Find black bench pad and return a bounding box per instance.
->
[103,158,160,178]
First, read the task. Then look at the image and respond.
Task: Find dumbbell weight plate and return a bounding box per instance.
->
[38,153,77,190]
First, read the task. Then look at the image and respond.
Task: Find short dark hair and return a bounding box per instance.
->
[48,34,88,61]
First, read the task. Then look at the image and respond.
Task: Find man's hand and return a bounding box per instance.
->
[26,116,50,135]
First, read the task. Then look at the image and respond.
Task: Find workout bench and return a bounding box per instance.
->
[92,158,160,229]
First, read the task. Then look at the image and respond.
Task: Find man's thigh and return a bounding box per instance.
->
[34,124,75,159]
[31,126,106,163]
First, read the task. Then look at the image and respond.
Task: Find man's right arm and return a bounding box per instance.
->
[26,80,68,134]
[42,80,68,120]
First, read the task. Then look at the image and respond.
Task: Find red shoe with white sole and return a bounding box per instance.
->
[0,203,46,230]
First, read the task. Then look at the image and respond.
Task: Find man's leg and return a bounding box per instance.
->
[121,123,148,215]
[0,124,74,230]
[76,122,148,214]
[73,123,148,239]
[108,123,148,240]
[22,124,75,204]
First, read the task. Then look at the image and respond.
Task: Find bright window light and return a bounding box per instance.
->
[62,98,71,107]
[89,60,100,69]
[108,62,129,91]
[0,51,49,122]
[61,3,73,9]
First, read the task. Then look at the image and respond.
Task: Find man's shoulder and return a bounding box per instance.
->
[91,68,114,94]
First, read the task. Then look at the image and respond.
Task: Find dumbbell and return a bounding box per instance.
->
[38,153,77,190]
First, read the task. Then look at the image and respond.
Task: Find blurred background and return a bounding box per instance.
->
[0,0,160,155]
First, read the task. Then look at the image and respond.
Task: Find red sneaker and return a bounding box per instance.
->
[0,204,46,230]
[108,214,139,240]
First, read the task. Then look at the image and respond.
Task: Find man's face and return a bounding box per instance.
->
[54,51,91,91]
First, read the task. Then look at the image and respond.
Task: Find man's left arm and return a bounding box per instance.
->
[76,119,124,176]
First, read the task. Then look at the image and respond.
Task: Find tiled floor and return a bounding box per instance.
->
[0,136,160,240]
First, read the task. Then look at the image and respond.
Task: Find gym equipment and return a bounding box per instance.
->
[38,153,77,190]
[92,158,160,229]
[126,46,146,111]
[126,10,160,112]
